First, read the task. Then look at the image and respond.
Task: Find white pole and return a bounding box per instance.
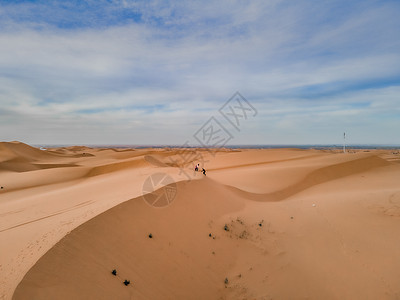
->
[343,132,346,153]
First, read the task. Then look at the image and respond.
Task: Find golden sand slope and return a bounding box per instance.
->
[1,142,400,299]
[0,142,194,299]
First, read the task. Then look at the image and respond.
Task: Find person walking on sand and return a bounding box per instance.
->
[202,168,206,176]
[195,163,199,172]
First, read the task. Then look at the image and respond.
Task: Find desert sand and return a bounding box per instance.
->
[1,141,400,299]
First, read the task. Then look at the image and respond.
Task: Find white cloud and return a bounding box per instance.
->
[0,0,399,145]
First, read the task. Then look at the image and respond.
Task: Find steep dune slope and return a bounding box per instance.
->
[13,178,245,300]
[212,154,391,201]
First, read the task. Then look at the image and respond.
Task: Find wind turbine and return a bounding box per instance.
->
[343,132,346,153]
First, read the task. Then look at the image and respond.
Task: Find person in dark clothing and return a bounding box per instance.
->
[202,168,206,176]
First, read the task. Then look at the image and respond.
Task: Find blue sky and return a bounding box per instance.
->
[0,0,399,145]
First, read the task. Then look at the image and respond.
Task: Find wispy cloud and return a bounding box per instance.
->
[0,0,399,144]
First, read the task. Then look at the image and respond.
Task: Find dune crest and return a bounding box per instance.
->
[226,154,392,202]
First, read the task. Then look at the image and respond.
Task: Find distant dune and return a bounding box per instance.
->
[1,142,399,299]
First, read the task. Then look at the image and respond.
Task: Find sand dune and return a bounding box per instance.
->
[86,157,151,177]
[221,154,391,202]
[0,142,62,162]
[1,142,400,299]
[13,179,246,300]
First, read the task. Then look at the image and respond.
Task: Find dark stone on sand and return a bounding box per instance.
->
[224,224,229,231]
[148,233,153,238]
[209,233,212,237]
[224,278,229,284]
